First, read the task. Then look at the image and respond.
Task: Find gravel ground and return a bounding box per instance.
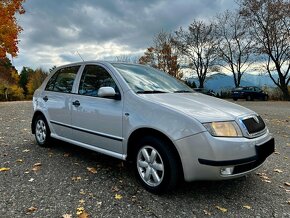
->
[0,100,289,218]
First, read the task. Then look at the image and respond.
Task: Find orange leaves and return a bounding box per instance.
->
[114,194,123,200]
[0,0,25,58]
[86,167,97,174]
[139,31,182,79]
[0,167,10,171]
[215,206,228,213]
[32,162,42,172]
[26,206,37,214]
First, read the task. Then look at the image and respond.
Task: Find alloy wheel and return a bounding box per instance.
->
[36,119,47,144]
[137,146,164,187]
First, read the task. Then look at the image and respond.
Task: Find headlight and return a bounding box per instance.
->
[203,121,242,137]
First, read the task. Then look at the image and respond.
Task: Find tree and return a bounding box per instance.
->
[173,21,219,88]
[240,0,290,100]
[19,66,33,95]
[215,11,255,87]
[49,65,57,73]
[0,0,25,58]
[0,57,24,100]
[139,31,183,80]
[26,68,47,95]
[115,55,139,63]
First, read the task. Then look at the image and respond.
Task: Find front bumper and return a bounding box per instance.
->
[174,130,274,182]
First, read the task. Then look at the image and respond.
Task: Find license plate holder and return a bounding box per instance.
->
[256,138,275,160]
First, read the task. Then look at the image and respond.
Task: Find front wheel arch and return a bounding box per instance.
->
[127,128,182,167]
[126,128,184,189]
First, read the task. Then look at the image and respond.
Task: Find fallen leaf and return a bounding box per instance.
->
[33,163,42,167]
[32,166,41,172]
[96,201,102,207]
[111,186,120,192]
[28,178,34,182]
[216,206,227,213]
[203,209,211,215]
[79,199,85,204]
[62,214,72,218]
[78,210,89,218]
[115,194,123,200]
[72,176,82,181]
[79,189,85,195]
[0,167,10,172]
[27,206,37,213]
[87,167,97,174]
[243,205,252,209]
[22,149,30,152]
[260,175,270,180]
[274,151,280,155]
[16,159,23,163]
[262,179,271,183]
[76,207,84,215]
[274,169,283,173]
[287,201,290,205]
[256,172,267,176]
[285,182,290,187]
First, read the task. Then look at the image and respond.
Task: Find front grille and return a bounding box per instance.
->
[242,116,265,134]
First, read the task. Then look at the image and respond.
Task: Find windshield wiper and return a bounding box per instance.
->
[174,90,193,93]
[136,90,168,94]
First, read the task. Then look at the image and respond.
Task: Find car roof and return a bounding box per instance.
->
[55,61,142,69]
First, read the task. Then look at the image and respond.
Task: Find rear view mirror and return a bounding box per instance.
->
[98,87,121,100]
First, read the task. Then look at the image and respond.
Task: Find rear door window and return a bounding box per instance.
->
[45,66,80,93]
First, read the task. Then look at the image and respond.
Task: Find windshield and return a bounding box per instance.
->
[112,63,193,93]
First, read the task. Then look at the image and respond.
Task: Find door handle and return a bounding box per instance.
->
[43,96,48,102]
[72,100,80,107]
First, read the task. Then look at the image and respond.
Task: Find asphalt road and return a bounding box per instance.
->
[0,100,289,218]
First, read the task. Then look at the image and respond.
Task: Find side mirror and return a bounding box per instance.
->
[98,87,121,100]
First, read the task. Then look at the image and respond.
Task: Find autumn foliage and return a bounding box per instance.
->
[139,31,182,80]
[0,0,25,58]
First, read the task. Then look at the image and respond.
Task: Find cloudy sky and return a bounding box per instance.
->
[13,0,237,72]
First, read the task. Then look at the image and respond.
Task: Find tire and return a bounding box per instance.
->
[233,98,238,101]
[246,95,252,101]
[34,115,51,147]
[134,136,180,194]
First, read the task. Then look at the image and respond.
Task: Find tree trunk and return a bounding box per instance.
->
[198,78,204,88]
[280,84,290,101]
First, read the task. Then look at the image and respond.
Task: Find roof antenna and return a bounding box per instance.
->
[76,51,85,62]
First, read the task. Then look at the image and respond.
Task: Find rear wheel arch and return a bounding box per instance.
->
[31,111,47,134]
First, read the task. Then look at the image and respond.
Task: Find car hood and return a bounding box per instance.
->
[140,93,254,123]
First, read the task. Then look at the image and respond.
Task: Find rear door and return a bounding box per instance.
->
[71,64,123,154]
[41,65,80,139]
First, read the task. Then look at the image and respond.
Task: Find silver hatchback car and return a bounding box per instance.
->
[32,61,274,193]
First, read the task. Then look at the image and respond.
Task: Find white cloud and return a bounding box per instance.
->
[13,0,237,72]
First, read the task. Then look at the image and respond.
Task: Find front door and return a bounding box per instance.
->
[71,64,123,154]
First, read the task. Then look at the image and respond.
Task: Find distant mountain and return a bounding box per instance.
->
[187,72,277,93]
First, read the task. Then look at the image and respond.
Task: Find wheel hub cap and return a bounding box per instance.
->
[137,146,164,187]
[36,120,46,143]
